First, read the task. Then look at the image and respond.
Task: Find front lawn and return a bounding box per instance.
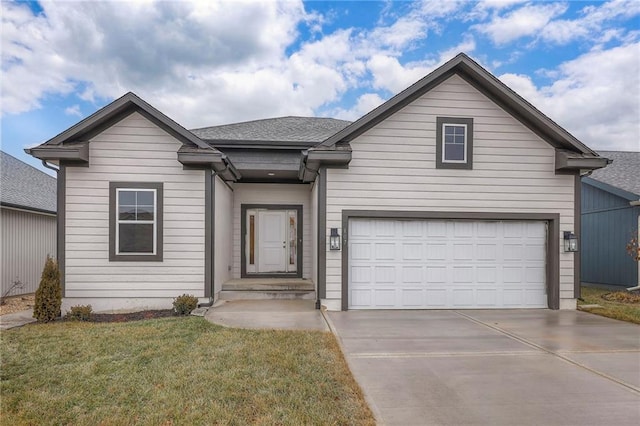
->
[578,286,640,324]
[1,317,374,425]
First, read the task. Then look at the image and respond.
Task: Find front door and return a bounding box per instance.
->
[243,205,301,277]
[258,210,287,273]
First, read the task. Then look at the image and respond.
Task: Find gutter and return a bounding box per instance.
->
[298,148,352,182]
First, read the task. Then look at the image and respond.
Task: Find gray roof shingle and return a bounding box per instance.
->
[589,151,640,197]
[191,116,351,143]
[1,151,57,213]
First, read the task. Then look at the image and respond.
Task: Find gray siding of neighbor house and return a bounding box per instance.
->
[581,182,639,287]
[1,207,57,296]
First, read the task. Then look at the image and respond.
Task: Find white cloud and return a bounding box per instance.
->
[64,105,82,117]
[499,43,640,151]
[474,2,568,45]
[331,92,386,121]
[474,0,640,46]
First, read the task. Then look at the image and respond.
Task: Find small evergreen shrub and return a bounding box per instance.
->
[33,256,62,323]
[65,305,93,321]
[173,294,198,315]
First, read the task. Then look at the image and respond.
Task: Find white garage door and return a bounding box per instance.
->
[348,219,547,309]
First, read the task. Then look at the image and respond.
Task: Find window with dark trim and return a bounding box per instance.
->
[109,182,163,261]
[436,117,473,169]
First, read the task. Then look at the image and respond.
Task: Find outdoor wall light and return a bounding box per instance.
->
[563,231,578,252]
[330,228,341,251]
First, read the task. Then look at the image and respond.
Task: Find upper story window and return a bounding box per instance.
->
[109,182,163,261]
[436,117,473,170]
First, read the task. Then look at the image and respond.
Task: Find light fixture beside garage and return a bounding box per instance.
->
[563,231,578,252]
[330,228,341,250]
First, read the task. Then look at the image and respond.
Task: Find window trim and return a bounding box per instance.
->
[436,117,473,170]
[109,182,163,262]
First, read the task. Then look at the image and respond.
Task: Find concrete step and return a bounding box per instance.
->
[219,290,316,301]
[222,282,314,291]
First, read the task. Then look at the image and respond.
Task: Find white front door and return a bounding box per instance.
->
[258,210,287,273]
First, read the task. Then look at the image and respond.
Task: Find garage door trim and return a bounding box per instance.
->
[341,210,560,311]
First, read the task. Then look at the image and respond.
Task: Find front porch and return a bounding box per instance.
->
[220,278,315,301]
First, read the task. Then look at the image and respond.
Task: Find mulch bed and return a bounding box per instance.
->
[77,310,179,323]
[601,291,640,304]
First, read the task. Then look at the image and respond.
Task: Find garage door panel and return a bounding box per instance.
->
[349,219,547,309]
[402,266,423,283]
[375,243,396,260]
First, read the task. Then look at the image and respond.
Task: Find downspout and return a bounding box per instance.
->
[42,160,62,296]
[628,200,640,291]
[41,160,59,173]
[200,170,217,307]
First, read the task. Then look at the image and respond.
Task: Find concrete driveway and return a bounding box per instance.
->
[326,310,640,426]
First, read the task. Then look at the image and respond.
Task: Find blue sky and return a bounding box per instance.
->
[2,0,639,174]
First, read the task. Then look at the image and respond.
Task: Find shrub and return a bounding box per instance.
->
[173,294,198,315]
[65,305,93,321]
[33,256,62,323]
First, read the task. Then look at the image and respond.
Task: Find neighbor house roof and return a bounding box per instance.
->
[586,151,640,197]
[191,116,351,147]
[1,151,57,214]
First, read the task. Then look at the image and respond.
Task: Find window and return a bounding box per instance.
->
[109,182,163,261]
[436,117,473,169]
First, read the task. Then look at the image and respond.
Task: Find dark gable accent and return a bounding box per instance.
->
[109,182,164,262]
[318,53,606,173]
[435,117,474,170]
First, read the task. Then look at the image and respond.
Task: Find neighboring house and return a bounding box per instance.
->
[27,53,608,313]
[582,151,640,288]
[1,151,57,297]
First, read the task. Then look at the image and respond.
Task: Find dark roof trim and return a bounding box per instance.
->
[555,151,610,172]
[583,176,640,201]
[319,53,596,156]
[206,139,319,149]
[39,92,212,150]
[299,148,352,182]
[177,147,241,181]
[26,142,89,163]
[1,202,56,216]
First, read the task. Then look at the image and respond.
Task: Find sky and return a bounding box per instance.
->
[1,0,639,175]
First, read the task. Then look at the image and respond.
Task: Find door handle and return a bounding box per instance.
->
[283,241,286,248]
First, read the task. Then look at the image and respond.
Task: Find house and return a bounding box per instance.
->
[26,53,608,313]
[581,151,640,289]
[1,151,57,297]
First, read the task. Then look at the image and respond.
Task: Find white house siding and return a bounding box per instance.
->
[63,112,206,312]
[214,176,233,297]
[231,183,312,279]
[1,207,56,296]
[324,74,576,311]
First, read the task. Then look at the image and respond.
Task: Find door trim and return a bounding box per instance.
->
[241,204,303,278]
[340,210,560,311]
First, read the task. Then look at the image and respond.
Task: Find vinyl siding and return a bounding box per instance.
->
[214,176,233,296]
[325,74,576,306]
[64,112,206,305]
[231,183,312,279]
[581,182,639,287]
[1,207,56,296]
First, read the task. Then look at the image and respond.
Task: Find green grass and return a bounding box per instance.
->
[578,286,640,324]
[1,317,374,425]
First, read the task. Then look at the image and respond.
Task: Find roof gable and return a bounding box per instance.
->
[0,151,56,214]
[319,53,596,156]
[41,92,212,150]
